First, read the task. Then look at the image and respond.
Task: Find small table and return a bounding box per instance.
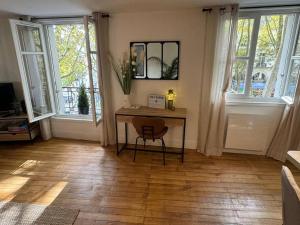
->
[287,151,300,170]
[115,106,187,162]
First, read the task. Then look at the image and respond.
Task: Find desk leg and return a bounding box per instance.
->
[182,118,186,163]
[125,123,128,146]
[115,115,119,155]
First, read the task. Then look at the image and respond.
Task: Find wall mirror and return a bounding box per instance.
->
[130,41,180,80]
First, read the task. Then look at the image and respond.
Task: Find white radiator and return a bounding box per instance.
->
[225,113,271,154]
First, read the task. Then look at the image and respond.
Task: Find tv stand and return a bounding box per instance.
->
[0,114,39,142]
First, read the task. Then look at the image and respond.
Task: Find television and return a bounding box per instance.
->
[0,83,16,111]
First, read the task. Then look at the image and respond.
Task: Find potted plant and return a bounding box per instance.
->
[78,84,89,115]
[109,49,137,108]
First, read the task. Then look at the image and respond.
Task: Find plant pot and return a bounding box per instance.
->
[122,94,131,108]
[78,107,89,115]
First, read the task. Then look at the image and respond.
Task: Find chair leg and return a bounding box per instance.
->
[134,137,139,162]
[161,138,166,166]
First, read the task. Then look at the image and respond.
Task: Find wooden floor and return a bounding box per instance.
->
[0,139,299,225]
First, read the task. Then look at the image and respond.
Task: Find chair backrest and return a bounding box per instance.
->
[281,166,300,225]
[132,117,165,138]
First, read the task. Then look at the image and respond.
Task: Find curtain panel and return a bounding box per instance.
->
[93,12,115,146]
[267,78,300,162]
[197,5,239,156]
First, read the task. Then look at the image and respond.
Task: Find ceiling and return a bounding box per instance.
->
[0,0,299,17]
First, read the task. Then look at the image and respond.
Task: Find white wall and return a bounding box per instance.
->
[0,18,23,99]
[51,118,101,141]
[109,9,205,149]
[109,9,286,152]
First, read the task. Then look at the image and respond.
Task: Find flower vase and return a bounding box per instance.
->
[122,94,131,108]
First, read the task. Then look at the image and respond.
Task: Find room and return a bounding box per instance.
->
[0,0,300,224]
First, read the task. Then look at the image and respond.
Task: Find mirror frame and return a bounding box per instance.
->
[130,41,180,80]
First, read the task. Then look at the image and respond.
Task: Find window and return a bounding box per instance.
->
[10,17,101,125]
[230,9,300,102]
[10,20,56,122]
[45,18,101,122]
[285,30,300,99]
[47,23,91,116]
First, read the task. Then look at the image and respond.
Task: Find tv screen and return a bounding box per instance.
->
[0,83,16,111]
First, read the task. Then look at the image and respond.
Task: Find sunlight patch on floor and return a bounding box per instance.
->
[0,176,30,200]
[11,160,41,175]
[33,181,68,205]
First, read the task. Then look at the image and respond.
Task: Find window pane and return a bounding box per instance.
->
[252,15,288,97]
[91,53,101,119]
[50,24,92,116]
[22,54,52,117]
[17,25,42,52]
[236,18,254,57]
[231,60,247,94]
[286,59,300,98]
[294,31,300,56]
[88,22,96,52]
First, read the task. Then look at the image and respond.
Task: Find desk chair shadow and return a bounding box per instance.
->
[132,117,168,165]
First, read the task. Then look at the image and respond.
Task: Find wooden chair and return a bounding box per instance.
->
[132,117,168,165]
[281,166,300,225]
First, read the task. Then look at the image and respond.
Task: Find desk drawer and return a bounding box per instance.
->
[0,133,31,141]
[116,115,184,127]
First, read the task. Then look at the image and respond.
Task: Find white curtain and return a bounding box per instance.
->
[267,75,300,161]
[197,5,238,156]
[93,12,115,146]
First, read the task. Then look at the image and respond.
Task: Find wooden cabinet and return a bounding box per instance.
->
[0,114,39,142]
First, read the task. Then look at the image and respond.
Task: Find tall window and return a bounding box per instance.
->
[10,17,101,124]
[45,19,101,120]
[230,9,300,102]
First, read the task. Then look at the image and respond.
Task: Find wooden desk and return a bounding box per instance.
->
[287,151,300,170]
[115,106,187,162]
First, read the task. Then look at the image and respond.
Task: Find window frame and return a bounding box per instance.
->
[228,8,300,103]
[40,17,102,123]
[84,16,102,125]
[283,14,300,102]
[10,19,56,122]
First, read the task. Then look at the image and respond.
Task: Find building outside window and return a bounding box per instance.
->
[230,9,300,103]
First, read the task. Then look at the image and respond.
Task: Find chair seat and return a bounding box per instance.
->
[132,116,168,165]
[139,127,168,140]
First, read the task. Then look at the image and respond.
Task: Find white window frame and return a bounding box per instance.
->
[228,8,300,103]
[39,17,102,124]
[283,14,300,103]
[10,19,56,122]
[84,16,102,125]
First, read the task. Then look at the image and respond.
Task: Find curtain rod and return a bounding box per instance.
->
[31,13,109,20]
[202,8,225,12]
[203,3,300,11]
[240,4,300,9]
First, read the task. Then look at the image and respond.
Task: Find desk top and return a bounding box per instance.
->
[287,151,300,170]
[115,106,187,118]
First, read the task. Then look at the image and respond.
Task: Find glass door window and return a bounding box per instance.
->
[285,25,300,99]
[10,20,55,122]
[45,18,101,124]
[45,23,92,117]
[84,16,102,124]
